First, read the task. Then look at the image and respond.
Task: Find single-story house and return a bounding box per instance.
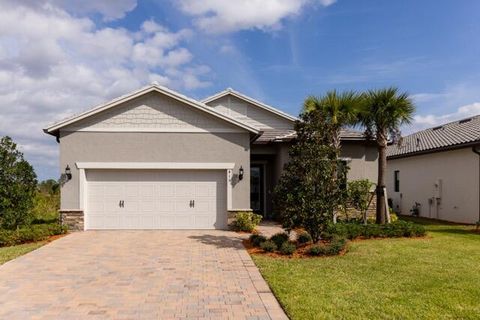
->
[387,115,480,224]
[44,84,378,230]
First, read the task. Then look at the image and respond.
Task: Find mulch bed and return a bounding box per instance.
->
[243,239,348,259]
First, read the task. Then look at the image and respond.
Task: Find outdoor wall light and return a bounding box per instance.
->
[65,165,72,180]
[238,166,244,181]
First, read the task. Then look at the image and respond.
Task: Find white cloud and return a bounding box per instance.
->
[10,0,138,21]
[407,82,480,133]
[412,102,480,132]
[176,0,336,33]
[0,2,211,179]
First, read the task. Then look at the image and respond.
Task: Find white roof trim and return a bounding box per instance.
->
[202,88,298,122]
[76,162,236,170]
[44,84,260,135]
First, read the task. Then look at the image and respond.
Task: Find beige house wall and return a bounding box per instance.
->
[252,141,378,187]
[340,142,378,183]
[387,148,479,224]
[59,131,250,211]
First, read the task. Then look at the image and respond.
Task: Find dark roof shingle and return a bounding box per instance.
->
[387,115,480,158]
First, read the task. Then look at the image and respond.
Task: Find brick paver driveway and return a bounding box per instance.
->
[0,231,287,320]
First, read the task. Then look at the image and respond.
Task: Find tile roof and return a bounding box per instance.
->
[387,115,480,158]
[254,129,296,144]
[254,128,366,144]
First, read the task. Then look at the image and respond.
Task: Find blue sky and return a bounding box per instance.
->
[1,0,480,180]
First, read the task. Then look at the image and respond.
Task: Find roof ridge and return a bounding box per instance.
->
[201,88,298,122]
[404,114,480,139]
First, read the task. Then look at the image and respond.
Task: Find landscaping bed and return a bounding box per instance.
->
[246,220,426,258]
[0,223,67,247]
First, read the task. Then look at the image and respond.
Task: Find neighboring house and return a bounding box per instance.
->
[387,116,480,224]
[44,84,378,230]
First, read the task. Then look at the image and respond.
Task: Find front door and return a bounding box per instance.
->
[250,164,265,216]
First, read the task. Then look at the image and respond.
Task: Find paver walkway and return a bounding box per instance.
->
[0,231,287,320]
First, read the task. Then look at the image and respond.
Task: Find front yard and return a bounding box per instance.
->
[252,217,480,320]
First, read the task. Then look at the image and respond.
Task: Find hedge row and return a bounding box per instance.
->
[0,223,67,247]
[326,220,426,240]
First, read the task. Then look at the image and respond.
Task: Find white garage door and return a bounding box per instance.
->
[85,170,227,230]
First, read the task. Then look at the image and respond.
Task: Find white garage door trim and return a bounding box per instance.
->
[76,162,235,231]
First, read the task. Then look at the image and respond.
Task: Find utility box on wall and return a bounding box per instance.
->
[434,178,442,199]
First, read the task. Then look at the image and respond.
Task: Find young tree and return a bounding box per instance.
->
[348,180,374,224]
[303,91,361,222]
[359,88,415,224]
[0,136,37,229]
[274,110,342,242]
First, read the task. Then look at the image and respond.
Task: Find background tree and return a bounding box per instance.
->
[0,136,37,229]
[33,179,60,223]
[274,109,341,242]
[359,88,415,224]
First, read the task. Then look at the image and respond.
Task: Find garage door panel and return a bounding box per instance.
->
[104,185,123,197]
[174,215,195,228]
[157,199,175,212]
[86,169,226,230]
[156,184,175,197]
[175,198,193,213]
[140,184,155,197]
[194,215,215,228]
[194,199,213,213]
[125,185,139,197]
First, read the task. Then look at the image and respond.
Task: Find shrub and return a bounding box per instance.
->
[249,234,267,247]
[0,223,67,247]
[307,236,347,256]
[297,231,312,244]
[347,179,374,223]
[327,220,426,240]
[327,236,347,255]
[390,211,398,222]
[260,240,277,252]
[307,245,324,256]
[270,232,289,248]
[230,211,262,232]
[280,242,296,255]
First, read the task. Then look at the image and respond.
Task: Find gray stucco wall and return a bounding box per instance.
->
[59,131,250,210]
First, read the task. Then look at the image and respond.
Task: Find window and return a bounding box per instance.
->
[394,170,400,192]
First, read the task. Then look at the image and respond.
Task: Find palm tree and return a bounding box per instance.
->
[303,90,360,150]
[359,87,415,224]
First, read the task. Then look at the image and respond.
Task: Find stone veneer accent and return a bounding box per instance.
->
[60,210,84,231]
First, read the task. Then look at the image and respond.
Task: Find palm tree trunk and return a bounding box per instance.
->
[376,135,387,224]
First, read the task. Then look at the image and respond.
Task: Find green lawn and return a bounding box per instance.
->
[252,218,480,320]
[0,241,46,265]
